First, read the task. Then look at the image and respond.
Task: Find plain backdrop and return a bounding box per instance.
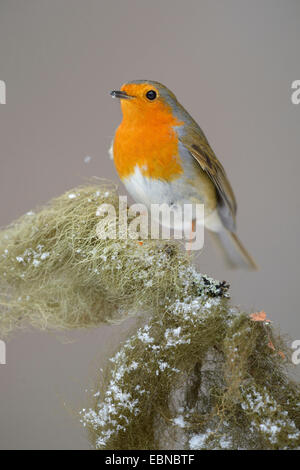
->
[0,0,299,449]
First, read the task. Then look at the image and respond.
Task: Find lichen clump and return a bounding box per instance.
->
[81,286,300,450]
[0,182,299,450]
[0,181,201,335]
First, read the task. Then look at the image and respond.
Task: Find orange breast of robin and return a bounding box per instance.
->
[113,101,184,181]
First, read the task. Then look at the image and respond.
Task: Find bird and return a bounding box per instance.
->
[110,80,257,270]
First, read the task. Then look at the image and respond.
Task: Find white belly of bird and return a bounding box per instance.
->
[123,165,178,206]
[123,165,207,231]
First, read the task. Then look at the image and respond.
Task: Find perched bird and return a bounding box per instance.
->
[110,80,257,269]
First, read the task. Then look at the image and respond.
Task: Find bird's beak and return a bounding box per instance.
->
[110,90,133,100]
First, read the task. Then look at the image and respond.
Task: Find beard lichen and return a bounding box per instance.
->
[0,182,299,450]
[0,181,205,335]
[81,297,300,450]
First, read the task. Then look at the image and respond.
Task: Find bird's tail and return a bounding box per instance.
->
[209,228,258,270]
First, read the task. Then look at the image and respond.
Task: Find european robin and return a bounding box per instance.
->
[110,80,257,269]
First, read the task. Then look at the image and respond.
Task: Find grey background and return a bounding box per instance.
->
[0,0,299,449]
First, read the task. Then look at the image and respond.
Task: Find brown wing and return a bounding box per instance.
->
[180,129,237,231]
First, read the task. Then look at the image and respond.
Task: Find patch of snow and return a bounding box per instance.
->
[173,415,186,428]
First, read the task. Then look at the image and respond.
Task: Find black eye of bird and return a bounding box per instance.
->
[146,90,157,100]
